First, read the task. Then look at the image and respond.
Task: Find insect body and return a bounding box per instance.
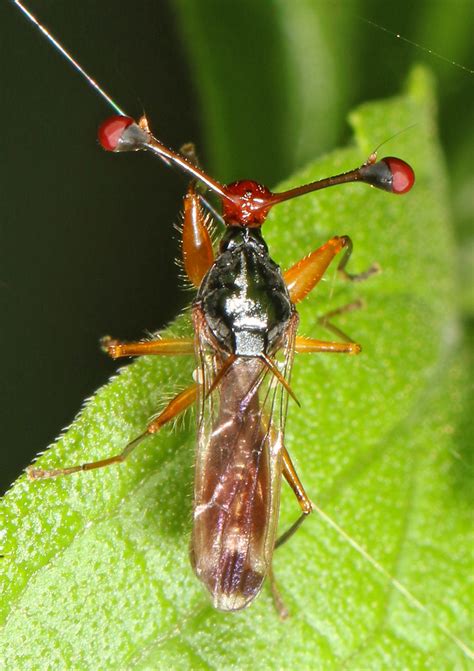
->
[28,113,415,612]
[192,223,296,611]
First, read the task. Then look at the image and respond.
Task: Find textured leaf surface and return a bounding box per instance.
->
[1,69,472,669]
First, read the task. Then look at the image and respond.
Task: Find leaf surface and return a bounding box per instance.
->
[1,68,472,670]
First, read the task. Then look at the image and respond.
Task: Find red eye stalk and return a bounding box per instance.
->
[97,114,230,200]
[97,116,415,228]
[266,155,415,209]
[219,155,415,227]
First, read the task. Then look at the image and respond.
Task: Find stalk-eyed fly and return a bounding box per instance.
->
[16,0,415,614]
[27,112,414,612]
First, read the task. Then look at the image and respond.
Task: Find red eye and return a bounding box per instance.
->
[98,115,135,151]
[382,157,415,194]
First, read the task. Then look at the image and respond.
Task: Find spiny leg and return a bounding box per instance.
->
[27,384,197,480]
[101,336,194,359]
[182,182,215,287]
[284,236,348,304]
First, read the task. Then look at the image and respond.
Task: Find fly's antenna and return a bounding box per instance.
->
[14,0,126,116]
[366,124,418,164]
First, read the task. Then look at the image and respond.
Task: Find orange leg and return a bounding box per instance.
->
[284,235,378,304]
[275,447,313,550]
[182,182,215,287]
[282,447,313,516]
[27,384,197,480]
[101,336,194,359]
[284,236,348,304]
[295,334,360,355]
[270,448,315,617]
[102,334,361,361]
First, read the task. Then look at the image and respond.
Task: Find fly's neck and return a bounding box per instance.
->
[219,227,269,257]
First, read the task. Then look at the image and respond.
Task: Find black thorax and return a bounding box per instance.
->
[195,227,293,356]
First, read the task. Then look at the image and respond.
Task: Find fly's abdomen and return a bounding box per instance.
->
[191,460,269,612]
[190,356,283,611]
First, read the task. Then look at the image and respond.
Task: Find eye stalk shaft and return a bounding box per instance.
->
[98,115,230,201]
[266,155,415,207]
[98,115,415,228]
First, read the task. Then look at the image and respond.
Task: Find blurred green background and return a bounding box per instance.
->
[1,0,472,492]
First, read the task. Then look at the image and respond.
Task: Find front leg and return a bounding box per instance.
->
[336,235,379,282]
[284,236,349,304]
[283,235,377,305]
[182,182,215,287]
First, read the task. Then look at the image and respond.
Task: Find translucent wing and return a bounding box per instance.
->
[190,307,298,611]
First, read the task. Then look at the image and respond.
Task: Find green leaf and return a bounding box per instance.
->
[1,68,472,669]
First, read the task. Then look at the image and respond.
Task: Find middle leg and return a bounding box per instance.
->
[284,235,373,344]
[101,336,194,359]
[283,234,377,305]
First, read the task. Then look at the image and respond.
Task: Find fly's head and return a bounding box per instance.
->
[221,180,274,228]
[98,114,415,228]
